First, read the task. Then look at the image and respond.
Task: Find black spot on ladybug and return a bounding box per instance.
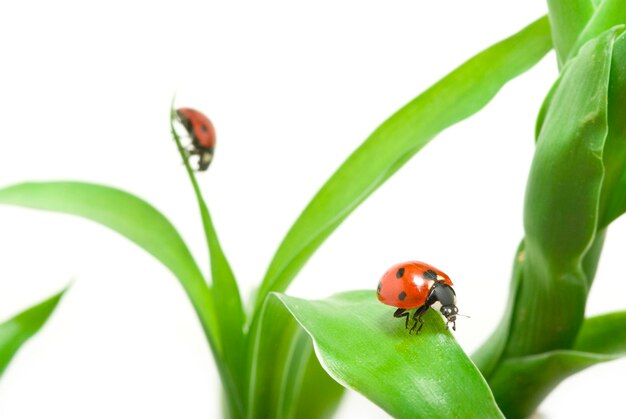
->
[398,291,407,301]
[396,268,405,278]
[200,124,208,133]
[423,269,437,280]
[377,282,382,294]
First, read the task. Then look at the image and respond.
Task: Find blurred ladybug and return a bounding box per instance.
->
[377,261,459,334]
[176,107,216,171]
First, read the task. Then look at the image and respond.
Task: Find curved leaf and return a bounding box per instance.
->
[490,350,619,419]
[488,310,626,418]
[0,182,243,405]
[574,310,626,353]
[274,291,503,419]
[0,182,219,348]
[251,16,553,318]
[290,340,344,419]
[247,293,344,419]
[0,288,67,378]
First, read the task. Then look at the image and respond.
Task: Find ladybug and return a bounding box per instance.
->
[176,107,216,171]
[377,261,459,334]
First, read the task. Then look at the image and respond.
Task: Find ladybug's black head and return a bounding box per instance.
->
[441,305,458,330]
[427,282,460,331]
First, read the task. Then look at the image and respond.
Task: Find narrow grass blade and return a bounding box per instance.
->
[252,16,552,319]
[0,288,67,378]
[274,291,504,419]
[170,105,246,412]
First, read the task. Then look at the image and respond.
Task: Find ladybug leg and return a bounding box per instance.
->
[393,308,410,329]
[409,305,429,335]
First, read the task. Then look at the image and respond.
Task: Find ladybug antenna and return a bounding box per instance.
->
[456,313,471,318]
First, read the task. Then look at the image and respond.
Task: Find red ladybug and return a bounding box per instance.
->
[377,261,458,334]
[176,107,216,171]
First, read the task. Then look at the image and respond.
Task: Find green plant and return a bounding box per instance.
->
[1,2,626,418]
[0,290,66,379]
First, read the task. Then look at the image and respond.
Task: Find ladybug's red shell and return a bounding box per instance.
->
[176,107,216,150]
[376,261,453,309]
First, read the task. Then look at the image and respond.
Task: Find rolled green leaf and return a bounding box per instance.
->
[598,32,626,227]
[0,289,67,378]
[274,291,504,418]
[251,16,553,319]
[507,27,623,356]
[475,233,607,376]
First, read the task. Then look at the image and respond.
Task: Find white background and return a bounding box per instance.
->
[0,1,624,418]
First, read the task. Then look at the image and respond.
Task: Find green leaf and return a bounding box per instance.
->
[568,0,626,61]
[170,105,246,413]
[0,182,219,348]
[490,350,619,419]
[0,289,67,378]
[534,76,560,141]
[506,27,623,356]
[290,339,345,419]
[251,16,553,319]
[0,182,242,407]
[488,311,626,419]
[247,293,344,419]
[473,233,607,377]
[472,241,525,377]
[274,291,504,419]
[546,0,595,66]
[574,310,626,354]
[599,32,626,227]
